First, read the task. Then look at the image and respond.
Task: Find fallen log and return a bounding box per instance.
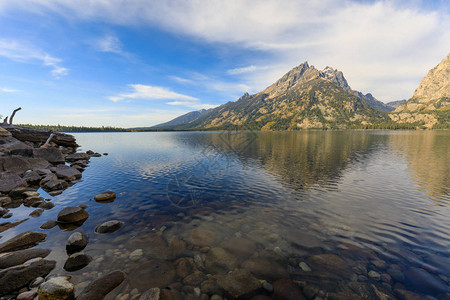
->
[4,126,78,148]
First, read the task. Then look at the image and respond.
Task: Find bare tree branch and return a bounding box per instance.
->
[9,107,22,125]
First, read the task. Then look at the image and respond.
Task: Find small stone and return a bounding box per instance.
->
[40,220,58,230]
[66,232,89,254]
[94,191,116,202]
[38,276,74,300]
[368,270,381,280]
[381,273,391,283]
[261,280,273,292]
[95,220,123,234]
[299,262,312,272]
[139,287,160,300]
[23,191,40,197]
[79,204,88,209]
[30,276,45,288]
[38,201,55,210]
[129,249,143,261]
[17,290,37,300]
[29,208,44,217]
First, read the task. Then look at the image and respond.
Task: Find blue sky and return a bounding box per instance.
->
[0,0,449,127]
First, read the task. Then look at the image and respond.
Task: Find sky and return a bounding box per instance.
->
[0,0,449,127]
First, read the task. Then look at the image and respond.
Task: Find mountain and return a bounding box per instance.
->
[386,100,406,109]
[158,62,393,130]
[322,66,395,112]
[152,109,210,129]
[390,53,449,128]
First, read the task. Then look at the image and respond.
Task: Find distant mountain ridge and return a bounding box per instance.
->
[155,62,394,130]
[153,55,449,130]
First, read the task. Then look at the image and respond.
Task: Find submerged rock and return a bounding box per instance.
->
[95,220,123,233]
[57,206,89,224]
[139,288,160,300]
[29,208,43,217]
[205,247,238,274]
[77,270,125,300]
[186,228,216,246]
[272,278,306,300]
[38,276,74,300]
[0,248,50,269]
[63,252,92,272]
[0,231,46,253]
[66,232,88,254]
[242,257,289,281]
[40,220,58,230]
[215,268,262,299]
[130,259,175,290]
[94,191,116,202]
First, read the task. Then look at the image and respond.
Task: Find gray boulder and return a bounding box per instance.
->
[42,179,68,191]
[22,170,42,185]
[66,232,88,254]
[55,165,81,181]
[0,172,27,193]
[65,153,90,162]
[57,206,89,224]
[33,147,65,164]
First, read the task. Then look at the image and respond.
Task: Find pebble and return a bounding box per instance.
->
[368,270,381,280]
[299,262,311,272]
[129,249,143,261]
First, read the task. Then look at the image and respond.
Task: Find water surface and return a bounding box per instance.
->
[3,131,450,299]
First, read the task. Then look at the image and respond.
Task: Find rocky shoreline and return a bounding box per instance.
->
[0,123,124,299]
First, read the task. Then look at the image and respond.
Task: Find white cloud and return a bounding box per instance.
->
[109,84,198,102]
[227,65,258,75]
[166,101,218,110]
[1,1,449,101]
[91,34,126,56]
[1,88,18,92]
[0,39,68,77]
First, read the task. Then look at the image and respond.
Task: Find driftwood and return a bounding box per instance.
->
[1,107,78,148]
[40,133,55,148]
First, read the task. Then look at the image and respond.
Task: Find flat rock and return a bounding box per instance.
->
[285,229,321,249]
[129,259,175,290]
[40,220,58,230]
[94,191,116,202]
[0,156,49,176]
[33,147,65,164]
[17,290,37,300]
[57,206,89,224]
[0,248,50,269]
[0,196,12,206]
[186,228,216,246]
[65,152,90,162]
[38,276,74,300]
[66,232,88,254]
[64,252,92,272]
[272,278,306,300]
[0,172,27,193]
[220,237,256,260]
[0,128,11,138]
[95,220,123,234]
[77,270,125,300]
[205,247,238,274]
[22,170,42,185]
[0,259,56,296]
[42,179,68,191]
[0,231,46,253]
[0,137,30,152]
[307,254,348,273]
[55,165,81,181]
[214,268,262,299]
[242,257,289,281]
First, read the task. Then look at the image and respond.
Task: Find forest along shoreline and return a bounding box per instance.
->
[0,109,125,299]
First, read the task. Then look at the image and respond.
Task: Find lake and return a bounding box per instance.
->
[2,130,450,299]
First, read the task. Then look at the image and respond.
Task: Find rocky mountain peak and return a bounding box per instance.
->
[412,53,450,101]
[322,66,351,92]
[237,92,250,101]
[262,62,321,97]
